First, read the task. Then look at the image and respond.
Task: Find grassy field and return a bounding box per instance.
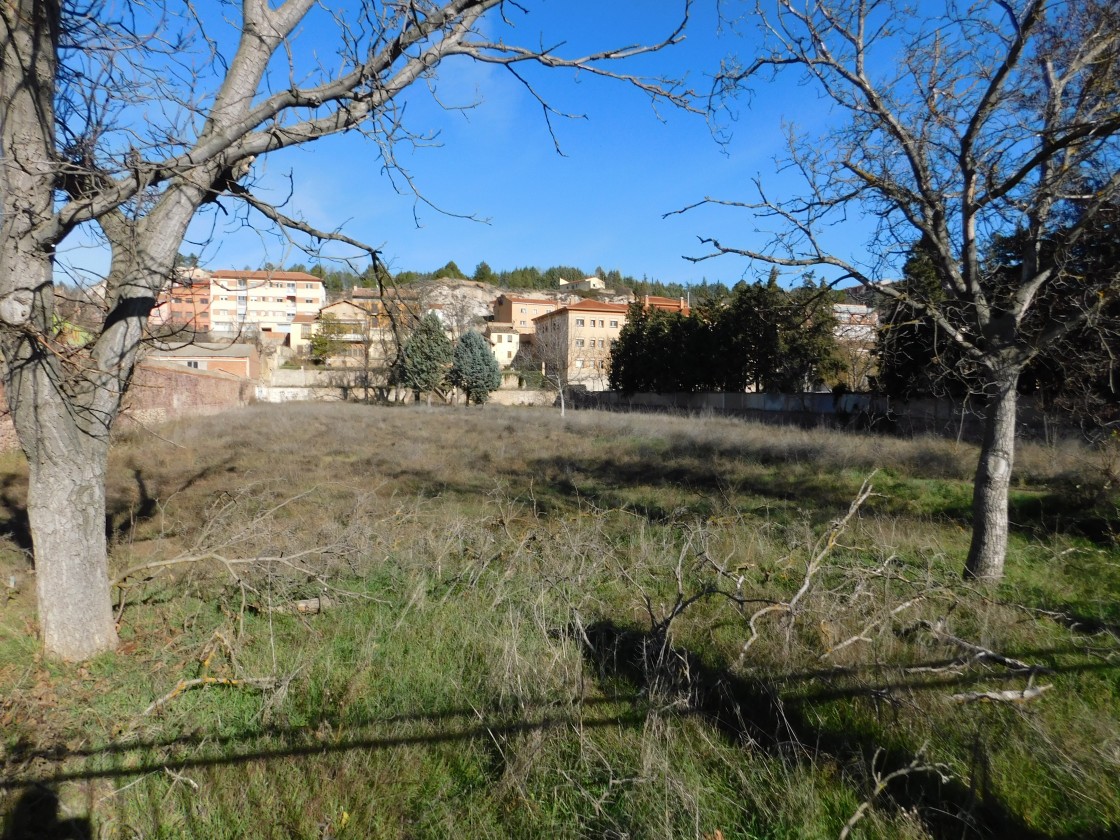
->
[1,402,1118,839]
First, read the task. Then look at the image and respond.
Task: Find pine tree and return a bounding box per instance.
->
[450,330,502,405]
[397,314,452,406]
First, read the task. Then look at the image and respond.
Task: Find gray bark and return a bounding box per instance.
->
[964,367,1021,582]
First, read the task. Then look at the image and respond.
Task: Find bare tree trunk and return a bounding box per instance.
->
[964,368,1020,582]
[26,432,117,659]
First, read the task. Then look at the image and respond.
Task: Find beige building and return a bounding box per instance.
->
[532,300,631,390]
[484,323,522,369]
[209,270,326,337]
[558,276,606,292]
[492,294,559,335]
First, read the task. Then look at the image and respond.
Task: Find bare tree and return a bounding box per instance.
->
[0,0,693,659]
[676,0,1120,581]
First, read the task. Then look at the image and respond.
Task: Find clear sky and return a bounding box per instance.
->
[58,1,883,288]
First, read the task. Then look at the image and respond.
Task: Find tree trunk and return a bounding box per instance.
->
[964,368,1020,582]
[27,436,117,659]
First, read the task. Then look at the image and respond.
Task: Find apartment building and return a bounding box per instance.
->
[532,300,631,390]
[150,267,213,333]
[209,270,325,336]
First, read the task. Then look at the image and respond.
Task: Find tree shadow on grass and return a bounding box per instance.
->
[522,452,1120,545]
[576,619,1120,840]
[1,786,91,840]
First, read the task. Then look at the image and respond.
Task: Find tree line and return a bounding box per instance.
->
[610,274,843,394]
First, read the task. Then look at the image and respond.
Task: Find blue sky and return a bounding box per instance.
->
[59,1,883,288]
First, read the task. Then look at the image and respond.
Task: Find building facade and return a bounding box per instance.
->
[492,295,559,334]
[151,267,213,333]
[532,300,631,390]
[208,270,326,336]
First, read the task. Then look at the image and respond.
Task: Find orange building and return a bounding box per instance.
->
[151,268,212,333]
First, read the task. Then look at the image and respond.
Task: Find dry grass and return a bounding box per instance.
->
[1,402,1118,839]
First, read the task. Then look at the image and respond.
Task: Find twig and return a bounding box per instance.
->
[916,619,1048,674]
[839,745,952,839]
[737,475,876,667]
[822,597,924,659]
[949,684,1054,704]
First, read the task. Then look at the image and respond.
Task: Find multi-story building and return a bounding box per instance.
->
[483,323,521,369]
[208,270,325,337]
[530,296,691,390]
[492,294,559,334]
[532,300,631,390]
[150,267,213,333]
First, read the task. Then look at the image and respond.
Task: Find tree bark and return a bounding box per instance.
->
[964,367,1021,582]
[26,433,117,659]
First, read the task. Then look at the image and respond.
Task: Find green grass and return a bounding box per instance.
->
[2,403,1119,838]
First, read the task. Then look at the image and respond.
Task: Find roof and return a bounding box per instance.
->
[485,323,519,333]
[210,270,322,283]
[642,295,690,314]
[292,313,317,324]
[549,299,630,314]
[148,342,256,358]
[498,294,559,305]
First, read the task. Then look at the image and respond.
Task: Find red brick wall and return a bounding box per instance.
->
[0,363,251,452]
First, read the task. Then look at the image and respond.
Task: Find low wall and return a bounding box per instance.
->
[0,363,252,452]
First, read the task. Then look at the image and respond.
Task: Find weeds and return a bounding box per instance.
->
[2,403,1118,838]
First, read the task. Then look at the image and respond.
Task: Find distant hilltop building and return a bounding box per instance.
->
[557,276,605,292]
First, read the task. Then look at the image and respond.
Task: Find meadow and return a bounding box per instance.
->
[1,402,1118,839]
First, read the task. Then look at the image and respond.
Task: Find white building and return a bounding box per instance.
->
[208,270,326,337]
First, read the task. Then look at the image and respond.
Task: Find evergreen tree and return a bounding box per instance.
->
[309,314,348,364]
[396,313,452,405]
[450,330,502,404]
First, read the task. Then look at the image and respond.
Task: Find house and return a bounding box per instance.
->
[144,341,260,379]
[297,290,432,366]
[150,267,213,333]
[483,323,521,369]
[832,303,878,342]
[558,276,606,292]
[208,270,326,337]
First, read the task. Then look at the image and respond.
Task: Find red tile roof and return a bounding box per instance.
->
[211,270,322,283]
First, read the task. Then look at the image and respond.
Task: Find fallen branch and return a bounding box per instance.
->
[914,620,1048,674]
[142,675,280,717]
[949,684,1054,705]
[737,475,876,667]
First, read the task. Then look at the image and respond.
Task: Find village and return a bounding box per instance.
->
[136,266,878,403]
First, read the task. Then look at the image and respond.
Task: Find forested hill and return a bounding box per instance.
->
[197,254,728,301]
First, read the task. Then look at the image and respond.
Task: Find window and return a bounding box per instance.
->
[200,297,209,304]
[186,360,200,369]
[519,320,526,326]
[610,320,618,328]
[575,318,585,327]
[507,351,513,359]
[520,307,527,313]
[599,339,605,348]
[574,339,585,348]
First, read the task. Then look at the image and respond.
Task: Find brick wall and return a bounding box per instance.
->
[0,363,251,452]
